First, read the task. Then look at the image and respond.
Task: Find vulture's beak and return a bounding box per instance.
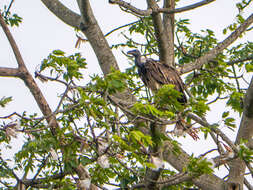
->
[127,50,134,55]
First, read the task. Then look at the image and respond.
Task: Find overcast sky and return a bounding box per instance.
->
[0,0,252,183]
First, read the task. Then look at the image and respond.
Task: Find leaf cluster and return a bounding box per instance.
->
[0,96,12,107]
[238,140,253,163]
[1,6,22,27]
[40,50,87,82]
[185,156,214,177]
[89,68,128,94]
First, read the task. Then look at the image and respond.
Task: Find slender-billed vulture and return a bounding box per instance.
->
[127,49,198,140]
[127,49,187,103]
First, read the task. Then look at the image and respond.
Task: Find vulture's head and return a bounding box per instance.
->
[127,49,141,58]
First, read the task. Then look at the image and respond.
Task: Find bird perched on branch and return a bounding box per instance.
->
[127,49,198,140]
[127,49,187,102]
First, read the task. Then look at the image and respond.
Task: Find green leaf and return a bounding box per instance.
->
[222,111,229,118]
[0,96,12,107]
[238,141,253,162]
[53,50,65,56]
[129,130,153,147]
[186,155,214,176]
[224,117,236,128]
[245,63,253,72]
[223,28,227,35]
[154,84,184,111]
[226,91,243,114]
[190,98,210,117]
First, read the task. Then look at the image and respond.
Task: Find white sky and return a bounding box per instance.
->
[0,0,252,186]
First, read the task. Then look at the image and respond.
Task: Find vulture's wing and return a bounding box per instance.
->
[144,59,187,103]
[144,59,184,91]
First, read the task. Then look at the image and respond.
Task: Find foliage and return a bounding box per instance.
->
[0,96,12,107]
[0,0,252,189]
[40,50,87,82]
[1,9,22,27]
[238,140,253,163]
[185,155,214,176]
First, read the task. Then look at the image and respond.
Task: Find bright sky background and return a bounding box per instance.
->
[0,0,252,186]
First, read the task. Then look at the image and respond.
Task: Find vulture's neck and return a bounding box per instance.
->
[135,55,145,67]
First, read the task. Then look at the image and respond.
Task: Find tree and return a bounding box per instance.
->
[0,0,252,189]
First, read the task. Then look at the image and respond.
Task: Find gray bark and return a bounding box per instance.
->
[228,77,253,188]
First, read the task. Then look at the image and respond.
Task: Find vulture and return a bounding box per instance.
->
[127,49,198,140]
[127,49,187,103]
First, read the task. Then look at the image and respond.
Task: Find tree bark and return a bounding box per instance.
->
[228,77,253,188]
[163,138,226,190]
[77,0,119,75]
[0,67,20,77]
[147,0,171,65]
[41,0,81,28]
[163,0,175,66]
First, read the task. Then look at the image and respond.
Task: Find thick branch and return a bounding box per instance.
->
[0,13,58,133]
[77,0,119,75]
[162,138,225,190]
[147,0,171,65]
[0,67,20,77]
[180,13,253,74]
[228,77,253,187]
[40,0,81,28]
[163,0,175,66]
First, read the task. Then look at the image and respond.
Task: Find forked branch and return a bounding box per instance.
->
[180,13,253,74]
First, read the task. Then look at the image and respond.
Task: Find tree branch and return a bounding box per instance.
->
[22,171,68,187]
[227,54,253,65]
[109,0,151,16]
[0,13,25,69]
[76,0,119,75]
[109,0,215,16]
[5,0,16,17]
[187,113,238,152]
[0,67,20,77]
[163,0,175,66]
[76,0,136,106]
[147,0,171,65]
[158,0,215,14]
[180,13,253,74]
[228,76,253,188]
[40,0,81,28]
[162,138,225,190]
[159,172,193,188]
[0,13,58,134]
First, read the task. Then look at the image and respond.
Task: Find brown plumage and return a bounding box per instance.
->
[128,49,199,140]
[127,49,187,103]
[141,58,187,103]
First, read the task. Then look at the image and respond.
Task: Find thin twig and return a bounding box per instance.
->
[105,20,139,37]
[227,55,253,65]
[109,0,215,16]
[5,0,16,17]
